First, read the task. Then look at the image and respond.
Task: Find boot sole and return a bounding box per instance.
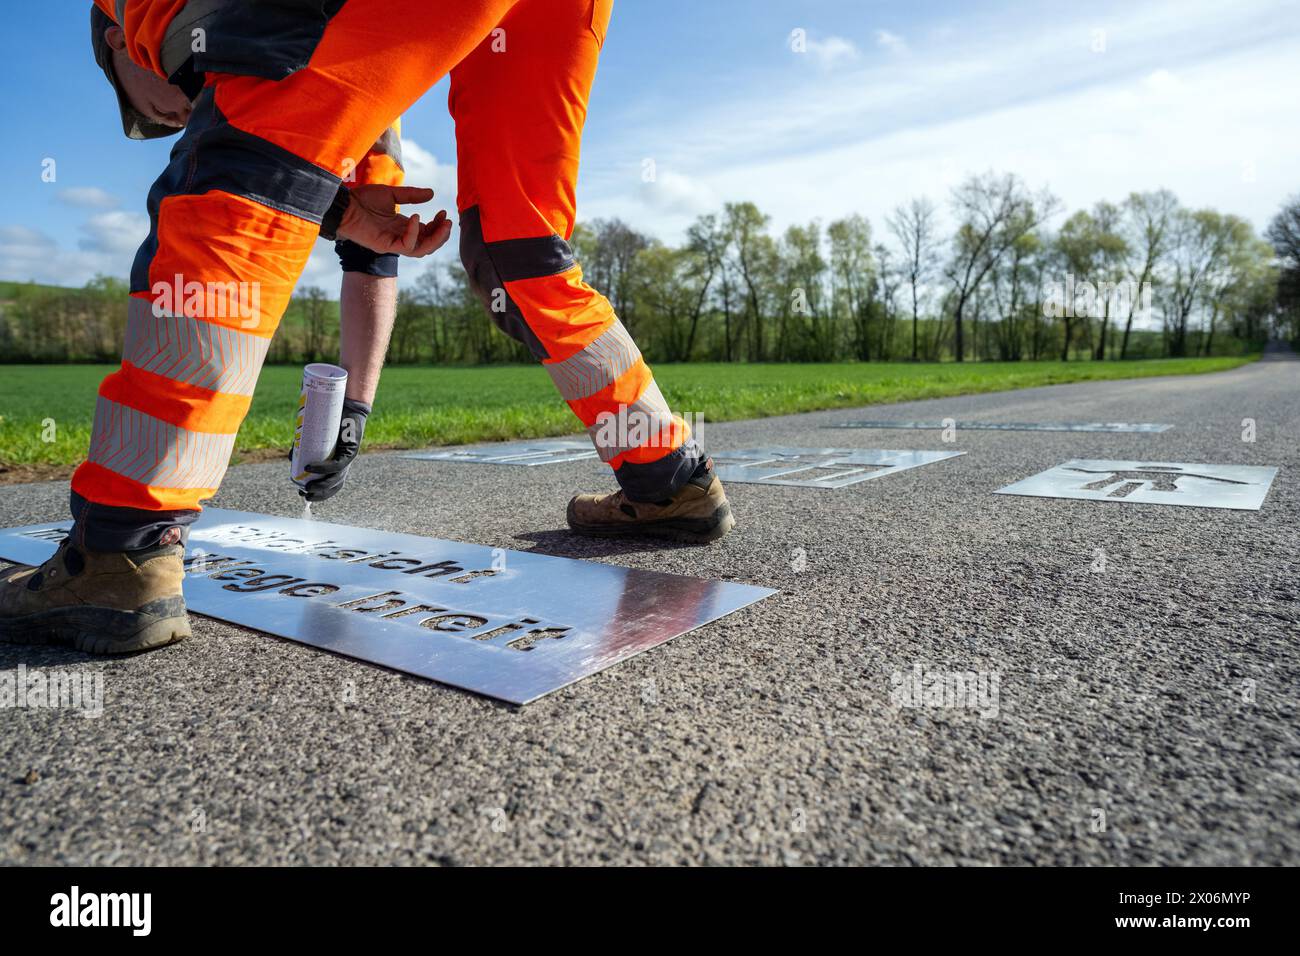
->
[568,501,736,544]
[0,596,191,655]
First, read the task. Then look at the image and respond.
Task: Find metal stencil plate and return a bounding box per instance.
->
[401,439,597,466]
[830,420,1174,433]
[710,447,965,488]
[994,459,1279,510]
[0,509,774,704]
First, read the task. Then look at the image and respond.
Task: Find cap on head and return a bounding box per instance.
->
[89,5,182,140]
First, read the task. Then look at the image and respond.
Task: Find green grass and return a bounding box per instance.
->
[0,356,1257,468]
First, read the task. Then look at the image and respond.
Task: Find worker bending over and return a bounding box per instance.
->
[0,0,734,657]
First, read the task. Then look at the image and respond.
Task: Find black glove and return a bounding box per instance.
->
[299,398,371,502]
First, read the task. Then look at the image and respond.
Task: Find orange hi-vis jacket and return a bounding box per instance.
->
[91,0,404,191]
[73,0,701,535]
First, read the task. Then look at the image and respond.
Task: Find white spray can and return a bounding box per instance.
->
[290,362,348,491]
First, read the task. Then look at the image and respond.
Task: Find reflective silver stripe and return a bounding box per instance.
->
[546,320,641,401]
[88,397,235,489]
[586,381,677,463]
[371,125,404,171]
[124,298,269,396]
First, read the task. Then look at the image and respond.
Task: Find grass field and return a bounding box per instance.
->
[0,356,1257,472]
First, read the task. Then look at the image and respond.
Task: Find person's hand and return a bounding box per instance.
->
[336,185,451,258]
[299,398,371,502]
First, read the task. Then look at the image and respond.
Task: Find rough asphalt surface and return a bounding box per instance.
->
[2,352,1297,865]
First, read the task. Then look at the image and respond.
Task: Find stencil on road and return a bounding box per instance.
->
[401,439,597,466]
[830,420,1174,433]
[0,510,774,705]
[995,459,1279,510]
[710,447,964,488]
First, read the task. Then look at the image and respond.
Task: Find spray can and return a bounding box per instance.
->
[290,363,348,490]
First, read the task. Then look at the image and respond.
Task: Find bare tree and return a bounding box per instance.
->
[1198,220,1268,355]
[1090,201,1128,360]
[779,221,830,359]
[887,197,938,361]
[581,218,650,333]
[678,214,726,360]
[1266,194,1300,339]
[1165,209,1242,356]
[1054,205,1127,360]
[827,214,874,361]
[871,243,902,359]
[1118,190,1178,359]
[946,172,1057,361]
[724,201,775,361]
[989,230,1043,360]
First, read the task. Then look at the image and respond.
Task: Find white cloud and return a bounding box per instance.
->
[1,140,464,294]
[0,225,56,252]
[0,225,58,276]
[803,34,859,70]
[875,30,908,55]
[400,138,457,212]
[296,242,345,293]
[58,187,120,210]
[581,0,1299,242]
[1142,68,1181,97]
[0,224,124,285]
[638,169,718,217]
[77,210,149,256]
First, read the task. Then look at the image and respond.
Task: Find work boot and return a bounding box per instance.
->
[0,538,191,654]
[567,459,736,543]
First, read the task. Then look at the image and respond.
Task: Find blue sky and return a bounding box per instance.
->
[2,0,1297,290]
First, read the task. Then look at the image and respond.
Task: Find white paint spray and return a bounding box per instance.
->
[289,363,347,500]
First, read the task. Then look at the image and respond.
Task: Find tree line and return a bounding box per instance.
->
[3,174,1297,364]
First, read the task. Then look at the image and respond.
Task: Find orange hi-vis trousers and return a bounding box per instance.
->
[71,0,702,547]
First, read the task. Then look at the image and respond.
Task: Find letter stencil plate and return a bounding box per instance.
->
[0,509,773,704]
[710,447,964,489]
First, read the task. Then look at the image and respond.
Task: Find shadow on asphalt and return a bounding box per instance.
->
[0,644,93,668]
[510,528,702,558]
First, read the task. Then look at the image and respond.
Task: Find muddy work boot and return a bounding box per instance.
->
[0,538,191,654]
[567,459,736,543]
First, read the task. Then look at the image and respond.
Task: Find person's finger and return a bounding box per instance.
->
[412,214,452,257]
[388,186,435,205]
[404,213,421,253]
[411,224,437,257]
[430,215,453,249]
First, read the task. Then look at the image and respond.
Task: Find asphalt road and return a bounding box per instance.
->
[2,351,1297,865]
